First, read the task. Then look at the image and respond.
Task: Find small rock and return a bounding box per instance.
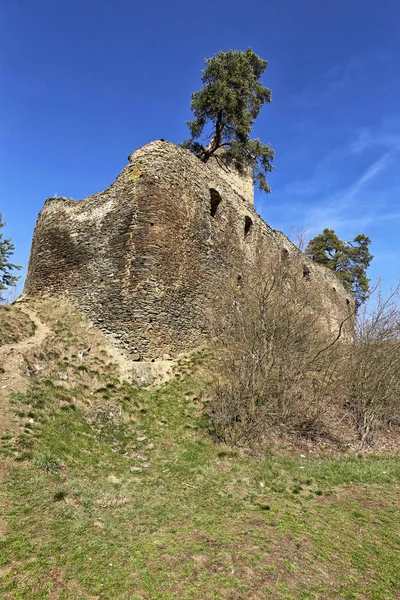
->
[136,455,148,461]
[142,463,150,468]
[58,372,68,381]
[130,466,142,473]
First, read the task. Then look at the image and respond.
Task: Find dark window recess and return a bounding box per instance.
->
[281,248,289,262]
[210,189,222,217]
[303,265,311,280]
[332,287,336,293]
[244,216,253,237]
[346,298,351,305]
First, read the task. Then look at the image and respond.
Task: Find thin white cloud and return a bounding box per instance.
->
[305,152,394,235]
[295,55,365,108]
[284,146,343,196]
[282,113,400,232]
[375,211,400,222]
[268,113,400,263]
[343,152,392,199]
[285,138,393,199]
[350,127,400,154]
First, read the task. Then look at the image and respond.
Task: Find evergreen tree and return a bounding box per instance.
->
[182,48,274,193]
[0,214,21,301]
[306,228,373,309]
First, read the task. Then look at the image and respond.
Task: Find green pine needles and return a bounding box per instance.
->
[182,48,274,193]
[0,214,21,301]
[306,228,373,309]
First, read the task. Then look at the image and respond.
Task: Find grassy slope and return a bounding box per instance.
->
[0,305,36,347]
[0,303,399,600]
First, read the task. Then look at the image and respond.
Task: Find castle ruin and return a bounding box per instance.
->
[24,141,353,359]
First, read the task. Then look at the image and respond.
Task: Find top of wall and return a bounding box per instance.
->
[206,151,254,205]
[128,141,254,205]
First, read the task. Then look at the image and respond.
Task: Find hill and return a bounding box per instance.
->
[0,299,399,599]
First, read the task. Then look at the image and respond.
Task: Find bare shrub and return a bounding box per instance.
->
[207,252,348,446]
[340,284,400,446]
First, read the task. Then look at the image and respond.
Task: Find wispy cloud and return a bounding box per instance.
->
[285,117,400,199]
[350,127,400,154]
[305,151,396,235]
[284,146,341,196]
[340,152,392,199]
[279,112,400,239]
[295,55,365,108]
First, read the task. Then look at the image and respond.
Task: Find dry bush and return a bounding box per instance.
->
[207,252,348,446]
[340,285,400,446]
[208,250,400,449]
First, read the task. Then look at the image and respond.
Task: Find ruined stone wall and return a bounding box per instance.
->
[207,152,254,205]
[24,140,353,359]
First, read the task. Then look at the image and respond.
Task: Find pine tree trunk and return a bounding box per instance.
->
[202,111,224,163]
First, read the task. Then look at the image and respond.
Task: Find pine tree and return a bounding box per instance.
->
[0,214,21,301]
[306,228,373,309]
[182,48,274,193]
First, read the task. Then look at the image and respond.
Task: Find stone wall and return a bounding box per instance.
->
[207,152,254,205]
[24,140,353,359]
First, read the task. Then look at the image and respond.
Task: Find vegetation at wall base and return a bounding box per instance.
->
[207,253,400,448]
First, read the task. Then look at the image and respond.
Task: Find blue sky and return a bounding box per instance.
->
[1,0,400,295]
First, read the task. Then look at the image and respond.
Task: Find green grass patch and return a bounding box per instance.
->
[0,304,36,346]
[0,376,399,599]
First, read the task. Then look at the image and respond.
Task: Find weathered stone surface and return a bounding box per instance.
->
[24,140,353,359]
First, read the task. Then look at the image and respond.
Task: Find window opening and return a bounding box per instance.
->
[210,189,222,217]
[244,216,253,237]
[303,265,311,280]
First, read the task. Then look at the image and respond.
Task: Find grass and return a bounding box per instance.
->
[1,373,399,599]
[0,304,36,347]
[0,298,399,599]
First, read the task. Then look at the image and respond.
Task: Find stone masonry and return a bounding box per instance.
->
[24,141,353,359]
